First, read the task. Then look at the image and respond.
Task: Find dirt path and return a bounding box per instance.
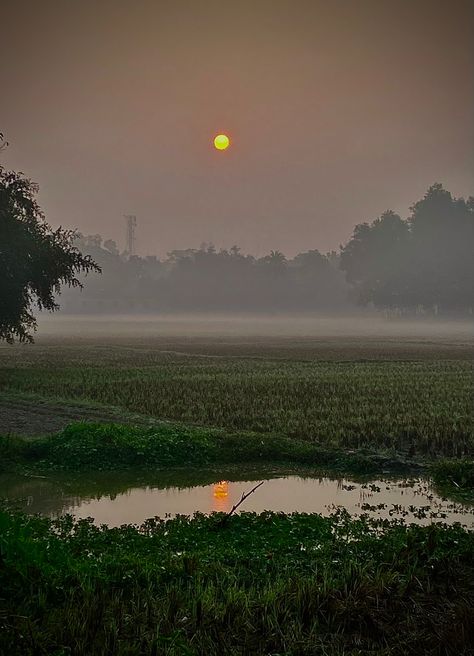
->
[0,395,156,437]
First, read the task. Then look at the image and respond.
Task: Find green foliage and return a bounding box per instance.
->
[1,508,474,655]
[0,167,100,342]
[431,459,474,490]
[29,422,218,469]
[0,422,413,474]
[0,434,30,472]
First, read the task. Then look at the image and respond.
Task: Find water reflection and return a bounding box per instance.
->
[212,481,230,512]
[1,471,473,528]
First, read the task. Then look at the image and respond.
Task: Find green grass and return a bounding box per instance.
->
[0,337,472,458]
[430,459,474,500]
[432,459,474,488]
[0,422,418,474]
[1,508,473,655]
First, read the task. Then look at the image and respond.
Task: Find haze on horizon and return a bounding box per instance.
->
[1,0,473,257]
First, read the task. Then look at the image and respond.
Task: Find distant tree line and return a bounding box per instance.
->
[340,184,473,313]
[63,238,347,312]
[59,183,473,315]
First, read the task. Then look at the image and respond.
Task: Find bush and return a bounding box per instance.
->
[431,459,474,490]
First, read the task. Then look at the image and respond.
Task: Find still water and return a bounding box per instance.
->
[1,469,473,528]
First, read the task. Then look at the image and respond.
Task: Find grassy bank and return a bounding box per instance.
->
[1,508,474,655]
[430,459,474,499]
[3,423,474,488]
[0,422,421,475]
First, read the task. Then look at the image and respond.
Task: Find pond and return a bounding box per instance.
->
[1,469,473,528]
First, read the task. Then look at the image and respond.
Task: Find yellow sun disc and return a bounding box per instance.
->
[214,134,230,150]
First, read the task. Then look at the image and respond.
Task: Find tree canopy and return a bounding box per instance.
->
[340,184,474,311]
[64,236,347,313]
[0,167,100,342]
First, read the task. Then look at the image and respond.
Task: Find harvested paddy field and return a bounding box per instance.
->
[1,317,472,459]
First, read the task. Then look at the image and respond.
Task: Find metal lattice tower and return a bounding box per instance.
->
[124,215,137,256]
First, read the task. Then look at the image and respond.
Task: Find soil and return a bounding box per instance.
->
[0,395,155,437]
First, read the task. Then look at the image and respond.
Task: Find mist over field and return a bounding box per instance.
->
[34,312,474,342]
[1,1,474,653]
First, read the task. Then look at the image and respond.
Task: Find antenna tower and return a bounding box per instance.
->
[124,215,137,256]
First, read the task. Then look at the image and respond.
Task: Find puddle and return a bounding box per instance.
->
[1,471,473,528]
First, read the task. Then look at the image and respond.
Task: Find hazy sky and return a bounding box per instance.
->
[1,0,473,257]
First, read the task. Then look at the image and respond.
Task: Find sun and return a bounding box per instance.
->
[214,133,230,150]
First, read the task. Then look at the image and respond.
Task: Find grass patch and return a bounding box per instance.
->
[430,460,474,503]
[1,508,473,655]
[431,459,474,489]
[0,422,420,475]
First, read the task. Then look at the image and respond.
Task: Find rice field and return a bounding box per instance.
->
[1,326,472,458]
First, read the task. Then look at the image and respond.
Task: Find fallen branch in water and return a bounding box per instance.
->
[216,481,265,526]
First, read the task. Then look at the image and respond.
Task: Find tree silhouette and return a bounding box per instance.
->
[340,185,473,312]
[408,184,474,309]
[0,168,100,342]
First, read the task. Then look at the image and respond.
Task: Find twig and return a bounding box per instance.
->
[217,481,265,526]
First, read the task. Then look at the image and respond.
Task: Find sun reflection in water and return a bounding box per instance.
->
[212,481,230,512]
